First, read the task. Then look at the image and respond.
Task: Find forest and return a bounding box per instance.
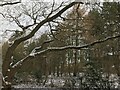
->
[0,0,120,90]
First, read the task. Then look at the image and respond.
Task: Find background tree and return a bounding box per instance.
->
[1,1,120,90]
[88,1,120,75]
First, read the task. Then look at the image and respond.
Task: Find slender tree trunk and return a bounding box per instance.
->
[73,50,77,77]
[2,76,12,90]
[57,66,59,77]
[68,61,71,76]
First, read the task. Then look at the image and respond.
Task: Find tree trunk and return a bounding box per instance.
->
[73,49,78,77]
[2,78,12,90]
[2,84,12,90]
[57,66,59,77]
[2,68,16,90]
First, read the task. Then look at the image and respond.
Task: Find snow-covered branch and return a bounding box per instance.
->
[11,34,120,71]
[30,39,54,54]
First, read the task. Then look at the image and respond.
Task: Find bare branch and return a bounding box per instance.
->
[0,12,5,18]
[48,22,66,43]
[46,1,64,18]
[46,0,55,18]
[6,13,37,30]
[48,22,57,39]
[6,14,24,29]
[0,1,21,6]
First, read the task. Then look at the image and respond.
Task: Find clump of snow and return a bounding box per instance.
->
[108,52,113,55]
[7,69,10,72]
[12,60,24,68]
[29,53,35,57]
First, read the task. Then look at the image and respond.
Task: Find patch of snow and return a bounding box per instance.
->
[10,62,13,66]
[5,76,8,79]
[35,46,42,50]
[108,52,113,55]
[11,56,13,60]
[5,81,11,85]
[29,53,35,57]
[8,41,14,46]
[7,69,10,72]
[112,65,115,68]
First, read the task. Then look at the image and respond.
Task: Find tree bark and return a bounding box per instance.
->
[2,84,12,90]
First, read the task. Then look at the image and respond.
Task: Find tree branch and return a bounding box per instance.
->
[11,34,120,71]
[33,39,54,52]
[0,1,21,6]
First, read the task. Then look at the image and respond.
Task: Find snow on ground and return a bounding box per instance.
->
[13,74,120,89]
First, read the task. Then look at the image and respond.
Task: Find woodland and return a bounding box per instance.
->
[0,0,120,90]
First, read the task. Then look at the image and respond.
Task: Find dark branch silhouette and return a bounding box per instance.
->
[0,1,21,6]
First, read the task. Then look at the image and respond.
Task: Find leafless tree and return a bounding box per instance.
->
[1,1,85,89]
[1,1,120,90]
